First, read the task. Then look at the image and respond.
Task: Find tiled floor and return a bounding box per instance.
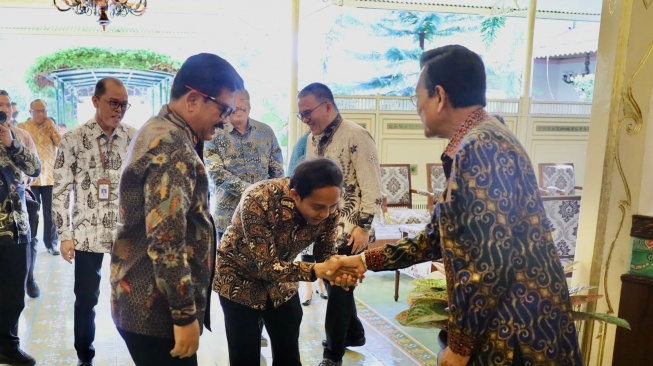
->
[11,244,441,366]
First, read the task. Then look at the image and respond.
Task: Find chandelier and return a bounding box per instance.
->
[53,1,147,31]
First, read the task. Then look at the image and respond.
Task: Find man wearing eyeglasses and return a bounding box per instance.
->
[52,77,137,366]
[18,100,62,262]
[297,82,382,366]
[110,53,244,366]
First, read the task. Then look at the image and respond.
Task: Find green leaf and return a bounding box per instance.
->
[571,311,631,330]
[396,302,449,328]
[408,288,449,306]
[412,278,447,291]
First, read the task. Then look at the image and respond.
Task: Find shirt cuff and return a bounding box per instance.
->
[447,327,478,357]
[363,247,384,271]
[171,314,197,327]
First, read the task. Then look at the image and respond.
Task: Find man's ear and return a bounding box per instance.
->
[289,188,300,201]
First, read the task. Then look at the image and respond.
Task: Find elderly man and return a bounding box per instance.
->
[334,45,582,366]
[297,82,382,366]
[0,90,41,366]
[19,100,62,256]
[110,53,244,366]
[53,77,137,366]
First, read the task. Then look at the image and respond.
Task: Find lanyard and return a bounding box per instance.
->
[96,134,116,175]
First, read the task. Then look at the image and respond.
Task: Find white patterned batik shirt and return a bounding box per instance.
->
[52,118,137,253]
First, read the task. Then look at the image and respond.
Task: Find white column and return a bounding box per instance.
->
[288,0,300,158]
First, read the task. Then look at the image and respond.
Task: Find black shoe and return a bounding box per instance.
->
[47,247,60,255]
[319,292,328,299]
[77,360,93,366]
[322,337,366,348]
[0,348,36,366]
[301,298,311,306]
[318,359,342,366]
[26,281,40,298]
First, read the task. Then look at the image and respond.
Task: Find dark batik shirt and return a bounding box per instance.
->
[110,105,216,339]
[214,177,338,310]
[364,109,582,365]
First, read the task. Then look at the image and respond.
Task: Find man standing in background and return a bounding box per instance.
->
[53,77,136,366]
[0,89,41,366]
[19,100,62,257]
[297,82,382,366]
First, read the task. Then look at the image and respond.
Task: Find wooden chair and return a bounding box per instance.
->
[541,195,582,270]
[379,164,430,224]
[538,163,582,196]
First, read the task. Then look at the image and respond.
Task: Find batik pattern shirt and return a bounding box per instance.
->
[52,119,136,253]
[306,117,381,249]
[214,177,338,310]
[205,118,284,232]
[18,119,62,186]
[110,105,216,338]
[364,112,582,365]
[0,127,41,246]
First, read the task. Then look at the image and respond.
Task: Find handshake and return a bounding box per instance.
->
[313,255,368,289]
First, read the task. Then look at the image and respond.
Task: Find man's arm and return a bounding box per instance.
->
[144,143,200,327]
[15,128,40,184]
[267,133,284,179]
[5,125,40,177]
[52,133,76,243]
[350,129,382,229]
[204,138,250,197]
[46,118,63,147]
[310,213,339,264]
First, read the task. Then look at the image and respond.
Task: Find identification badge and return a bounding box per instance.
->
[97,178,111,201]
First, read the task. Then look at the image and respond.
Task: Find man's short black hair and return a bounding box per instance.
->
[290,158,343,199]
[297,82,338,111]
[95,77,125,97]
[419,45,487,108]
[170,53,244,100]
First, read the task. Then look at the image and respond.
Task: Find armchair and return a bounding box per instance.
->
[541,195,582,269]
[538,163,582,196]
[379,164,430,224]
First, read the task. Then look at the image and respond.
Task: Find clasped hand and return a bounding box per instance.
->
[315,255,368,289]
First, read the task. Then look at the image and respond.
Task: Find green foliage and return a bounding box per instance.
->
[395,266,630,334]
[25,47,181,94]
[480,16,506,46]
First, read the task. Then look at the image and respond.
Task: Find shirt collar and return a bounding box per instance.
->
[157,104,199,146]
[226,118,253,136]
[442,108,490,159]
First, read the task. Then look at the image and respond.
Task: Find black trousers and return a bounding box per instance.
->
[26,196,39,284]
[0,243,28,353]
[31,185,58,248]
[220,294,303,366]
[323,247,365,362]
[118,328,198,366]
[74,250,104,362]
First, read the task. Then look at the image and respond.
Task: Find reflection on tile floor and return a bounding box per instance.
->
[12,247,440,366]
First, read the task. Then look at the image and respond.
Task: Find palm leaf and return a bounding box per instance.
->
[408,288,449,306]
[571,311,631,330]
[568,285,597,295]
[564,261,579,274]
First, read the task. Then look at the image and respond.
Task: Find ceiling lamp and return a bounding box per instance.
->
[53,1,147,31]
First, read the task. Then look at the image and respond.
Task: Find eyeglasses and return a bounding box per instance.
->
[96,96,131,111]
[410,95,418,106]
[297,101,327,121]
[185,85,234,119]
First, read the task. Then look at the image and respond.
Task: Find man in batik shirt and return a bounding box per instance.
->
[215,158,353,366]
[335,45,582,366]
[297,82,382,366]
[205,88,284,238]
[111,53,243,366]
[53,77,137,366]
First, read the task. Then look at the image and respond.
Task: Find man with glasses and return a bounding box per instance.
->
[18,100,62,260]
[0,89,40,366]
[297,82,382,366]
[52,77,137,366]
[110,53,244,366]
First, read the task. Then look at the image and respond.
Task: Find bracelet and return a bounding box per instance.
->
[360,252,368,271]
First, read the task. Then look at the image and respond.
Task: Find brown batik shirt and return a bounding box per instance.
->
[213,177,339,310]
